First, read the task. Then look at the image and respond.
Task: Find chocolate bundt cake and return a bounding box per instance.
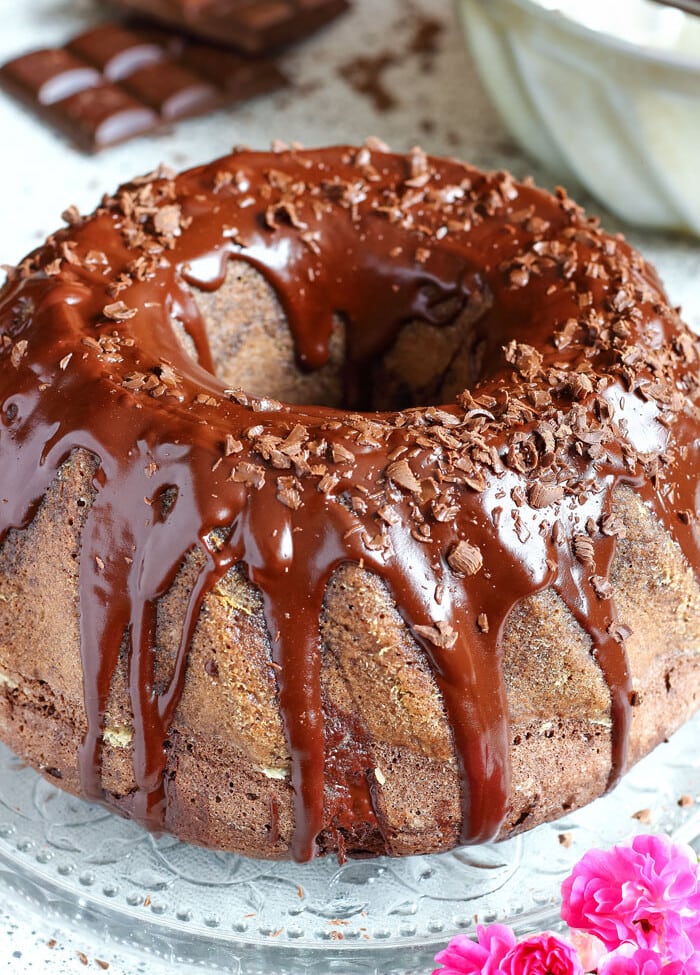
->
[0,143,699,862]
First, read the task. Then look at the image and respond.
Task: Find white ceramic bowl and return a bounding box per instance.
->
[456,0,700,235]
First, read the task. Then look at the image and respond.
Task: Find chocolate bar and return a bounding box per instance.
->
[0,23,287,152]
[110,0,350,55]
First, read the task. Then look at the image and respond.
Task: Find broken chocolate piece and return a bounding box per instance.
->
[110,0,350,55]
[0,23,287,152]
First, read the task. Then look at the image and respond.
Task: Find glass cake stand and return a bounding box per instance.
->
[1,715,700,975]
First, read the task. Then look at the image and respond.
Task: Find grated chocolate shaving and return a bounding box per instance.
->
[447,540,483,576]
[528,482,564,509]
[386,458,421,493]
[414,620,458,649]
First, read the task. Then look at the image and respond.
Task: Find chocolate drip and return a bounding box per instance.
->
[0,145,698,860]
[553,526,632,788]
[237,496,329,862]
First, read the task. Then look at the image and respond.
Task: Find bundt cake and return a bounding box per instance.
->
[0,143,698,862]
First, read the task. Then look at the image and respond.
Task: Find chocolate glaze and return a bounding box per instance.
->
[0,144,698,861]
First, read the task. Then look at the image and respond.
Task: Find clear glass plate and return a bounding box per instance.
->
[1,714,700,975]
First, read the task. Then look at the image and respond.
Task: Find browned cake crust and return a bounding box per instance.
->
[0,144,698,861]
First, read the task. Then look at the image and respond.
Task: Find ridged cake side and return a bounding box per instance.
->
[1,456,699,858]
[0,257,698,859]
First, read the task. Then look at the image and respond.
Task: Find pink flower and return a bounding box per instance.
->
[597,944,687,975]
[500,932,583,975]
[432,924,516,975]
[561,834,700,962]
[433,928,581,975]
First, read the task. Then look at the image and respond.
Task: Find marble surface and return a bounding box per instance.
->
[0,0,699,971]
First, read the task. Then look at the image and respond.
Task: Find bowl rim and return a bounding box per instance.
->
[471,0,700,76]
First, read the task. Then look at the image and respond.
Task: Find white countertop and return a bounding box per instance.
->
[0,0,699,971]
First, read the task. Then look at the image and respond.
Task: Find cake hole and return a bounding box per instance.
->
[182,261,493,412]
[153,485,178,523]
[512,807,532,827]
